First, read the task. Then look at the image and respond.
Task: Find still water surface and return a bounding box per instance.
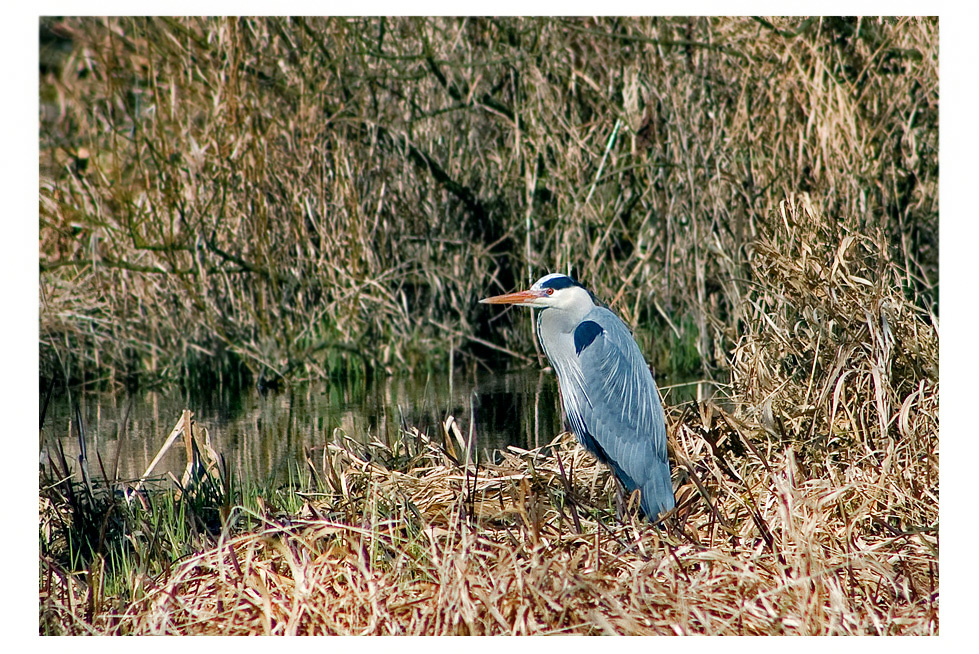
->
[42,369,564,486]
[41,369,710,487]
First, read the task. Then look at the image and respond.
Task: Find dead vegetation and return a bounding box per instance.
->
[39,17,937,387]
[41,415,938,634]
[41,200,938,633]
[39,16,938,635]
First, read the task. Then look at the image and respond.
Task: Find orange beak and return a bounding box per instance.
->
[479,289,547,306]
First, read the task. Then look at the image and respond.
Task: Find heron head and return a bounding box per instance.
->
[479,273,596,313]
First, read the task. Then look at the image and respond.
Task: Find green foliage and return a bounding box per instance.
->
[667,316,703,377]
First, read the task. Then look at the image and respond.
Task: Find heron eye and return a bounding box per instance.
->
[545,288,554,295]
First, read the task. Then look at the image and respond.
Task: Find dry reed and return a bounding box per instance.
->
[41,207,939,632]
[39,17,937,386]
[39,16,938,635]
[41,417,937,634]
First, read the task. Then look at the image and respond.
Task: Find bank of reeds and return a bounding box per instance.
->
[39,17,937,388]
[40,195,938,634]
[39,423,939,634]
[39,15,939,634]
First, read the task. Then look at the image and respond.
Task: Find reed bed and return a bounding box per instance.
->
[39,17,937,387]
[40,203,938,633]
[39,15,938,635]
[40,424,938,635]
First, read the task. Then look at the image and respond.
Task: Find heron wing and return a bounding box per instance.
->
[566,307,674,516]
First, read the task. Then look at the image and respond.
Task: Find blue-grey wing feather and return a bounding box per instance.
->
[568,307,675,517]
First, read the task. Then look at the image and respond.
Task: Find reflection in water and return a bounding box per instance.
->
[40,369,716,487]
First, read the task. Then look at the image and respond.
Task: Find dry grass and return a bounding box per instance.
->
[41,424,937,635]
[38,16,938,634]
[39,17,937,386]
[41,200,938,633]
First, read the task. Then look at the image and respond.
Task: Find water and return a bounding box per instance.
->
[40,369,715,488]
[40,369,564,487]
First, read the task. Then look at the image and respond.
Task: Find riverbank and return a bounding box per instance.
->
[40,397,938,635]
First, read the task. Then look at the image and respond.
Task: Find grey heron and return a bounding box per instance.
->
[480,273,675,521]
